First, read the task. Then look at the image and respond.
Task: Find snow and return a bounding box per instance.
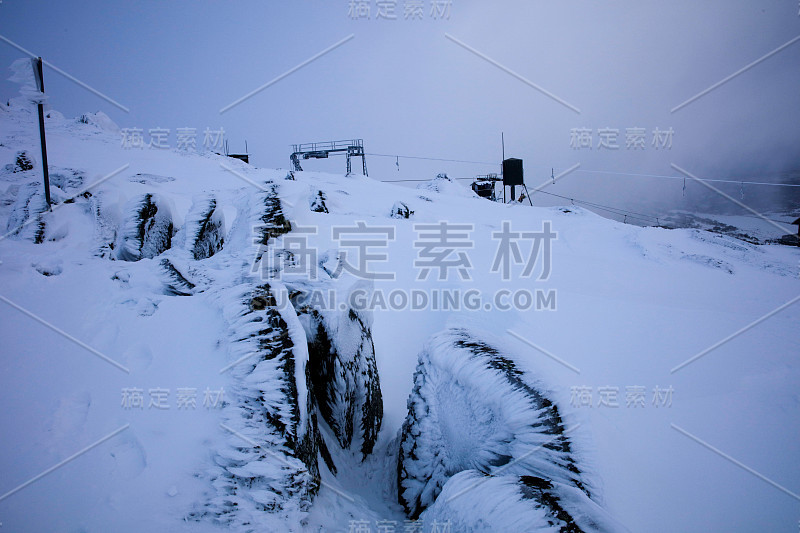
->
[422,471,626,533]
[0,99,798,532]
[7,58,48,106]
[397,328,591,518]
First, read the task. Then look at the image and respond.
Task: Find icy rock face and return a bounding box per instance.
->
[116,193,173,261]
[422,471,628,533]
[309,190,329,213]
[5,181,46,243]
[183,194,225,260]
[201,282,322,528]
[49,168,84,191]
[416,173,452,194]
[9,150,35,172]
[257,183,292,246]
[292,280,383,459]
[159,258,195,296]
[390,201,413,219]
[90,189,123,258]
[77,111,120,133]
[397,328,588,519]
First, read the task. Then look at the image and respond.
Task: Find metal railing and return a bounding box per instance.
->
[291,139,363,154]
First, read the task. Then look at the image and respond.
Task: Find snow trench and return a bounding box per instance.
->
[125,182,615,530]
[194,185,388,529]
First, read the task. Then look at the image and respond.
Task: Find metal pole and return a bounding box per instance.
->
[35,58,51,208]
[501,132,505,203]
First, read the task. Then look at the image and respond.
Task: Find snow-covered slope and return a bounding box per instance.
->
[0,100,799,532]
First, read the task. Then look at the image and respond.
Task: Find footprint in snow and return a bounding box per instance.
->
[47,390,91,449]
[119,297,160,316]
[108,430,147,479]
[121,343,153,372]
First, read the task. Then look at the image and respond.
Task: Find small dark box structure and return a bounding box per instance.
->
[502,158,524,186]
[471,181,496,199]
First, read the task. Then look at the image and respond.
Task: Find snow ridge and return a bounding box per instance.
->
[4,180,47,242]
[116,193,174,261]
[183,194,225,260]
[196,282,322,530]
[422,470,628,533]
[291,277,384,460]
[397,328,591,519]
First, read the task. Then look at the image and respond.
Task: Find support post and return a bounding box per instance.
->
[33,57,51,208]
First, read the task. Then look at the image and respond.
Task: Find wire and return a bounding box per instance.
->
[378,178,437,183]
[533,190,663,225]
[366,150,798,226]
[369,152,800,187]
[575,169,800,188]
[366,152,498,166]
[378,175,666,226]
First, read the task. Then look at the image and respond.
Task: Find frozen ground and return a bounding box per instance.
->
[0,100,799,532]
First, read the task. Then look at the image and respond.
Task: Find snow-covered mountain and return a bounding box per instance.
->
[0,100,798,532]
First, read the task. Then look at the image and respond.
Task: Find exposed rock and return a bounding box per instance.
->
[11,150,35,172]
[159,258,196,296]
[116,193,174,261]
[199,282,322,528]
[390,201,413,219]
[291,280,383,459]
[184,195,225,260]
[310,191,329,213]
[257,183,292,246]
[5,181,46,243]
[398,328,588,518]
[422,471,628,533]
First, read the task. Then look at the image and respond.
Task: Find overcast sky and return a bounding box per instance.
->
[1,0,798,215]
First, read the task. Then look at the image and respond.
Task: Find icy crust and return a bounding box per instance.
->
[397,328,589,519]
[422,471,628,533]
[257,182,292,246]
[198,282,322,530]
[116,193,174,261]
[291,278,384,460]
[4,181,47,242]
[159,258,196,296]
[309,189,329,213]
[183,194,225,261]
[416,173,479,199]
[183,194,225,260]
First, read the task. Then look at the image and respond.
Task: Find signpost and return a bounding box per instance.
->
[32,57,51,207]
